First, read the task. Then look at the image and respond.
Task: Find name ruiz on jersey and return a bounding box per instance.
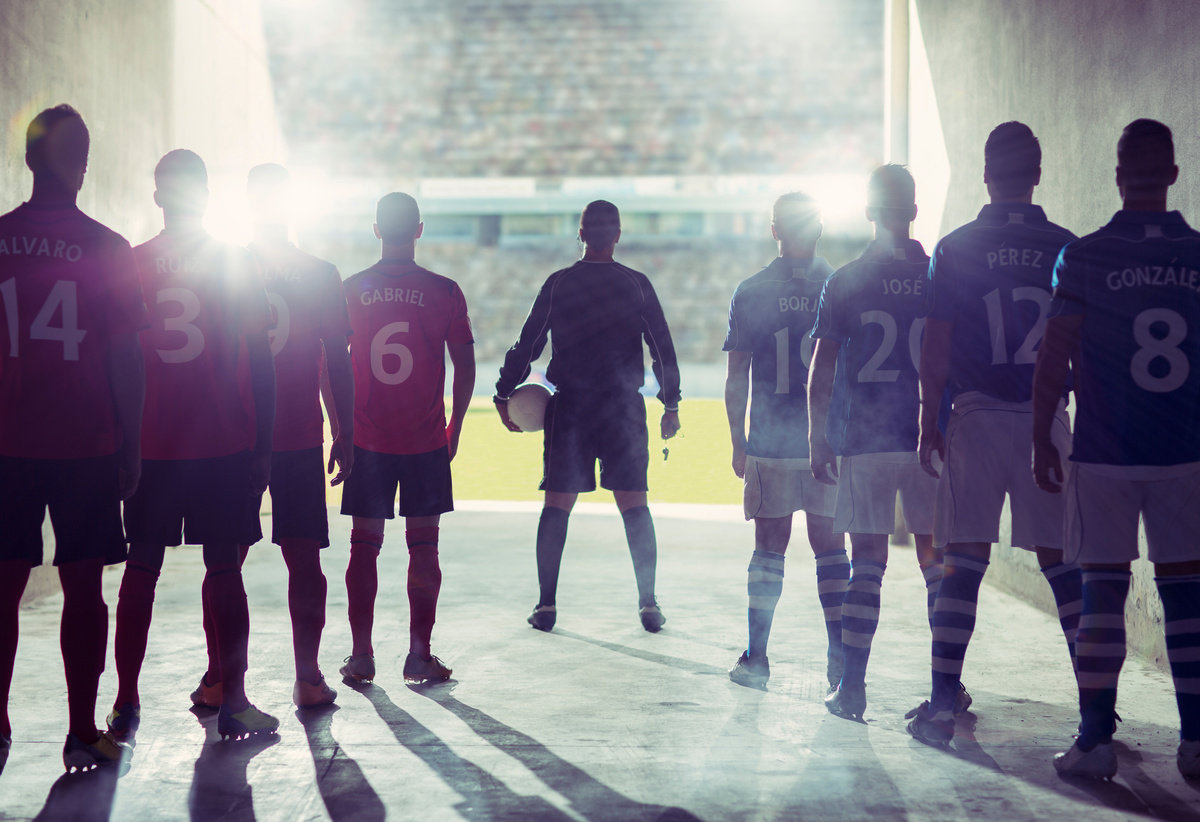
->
[0,236,83,262]
[986,247,1044,269]
[1107,265,1200,292]
[360,287,425,307]
[154,256,202,274]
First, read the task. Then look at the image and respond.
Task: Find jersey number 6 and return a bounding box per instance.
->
[371,321,414,385]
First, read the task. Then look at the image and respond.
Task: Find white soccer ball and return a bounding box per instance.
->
[508,383,552,432]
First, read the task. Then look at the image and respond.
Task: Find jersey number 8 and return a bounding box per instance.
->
[1132,308,1189,393]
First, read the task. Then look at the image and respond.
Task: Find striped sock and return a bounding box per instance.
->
[921,563,943,632]
[747,550,785,658]
[1076,569,1130,748]
[930,552,988,713]
[1041,561,1083,671]
[1156,574,1200,741]
[814,549,850,674]
[840,560,886,687]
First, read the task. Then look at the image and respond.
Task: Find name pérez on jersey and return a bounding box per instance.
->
[0,236,84,262]
[986,247,1045,269]
[360,287,425,307]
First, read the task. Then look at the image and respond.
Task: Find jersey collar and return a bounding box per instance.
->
[977,202,1048,227]
[776,255,833,282]
[863,238,928,264]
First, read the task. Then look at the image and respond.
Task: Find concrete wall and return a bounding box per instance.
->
[904,0,1200,670]
[0,0,284,604]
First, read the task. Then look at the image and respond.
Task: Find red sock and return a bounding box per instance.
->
[280,538,326,682]
[59,560,106,741]
[114,562,160,708]
[0,560,33,738]
[203,564,249,707]
[406,527,441,660]
[200,545,249,684]
[346,529,383,657]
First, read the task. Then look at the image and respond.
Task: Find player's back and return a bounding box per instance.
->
[726,256,832,459]
[135,229,270,460]
[817,241,929,456]
[0,203,145,459]
[539,260,661,394]
[929,203,1076,402]
[249,239,348,451]
[342,259,472,455]
[1055,211,1200,466]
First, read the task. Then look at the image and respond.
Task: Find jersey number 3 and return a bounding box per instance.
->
[0,278,88,361]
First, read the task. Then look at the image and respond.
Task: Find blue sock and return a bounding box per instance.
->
[921,563,943,633]
[1156,574,1200,741]
[814,549,850,671]
[1076,569,1130,748]
[840,560,886,688]
[746,550,785,658]
[1041,560,1083,671]
[930,552,988,713]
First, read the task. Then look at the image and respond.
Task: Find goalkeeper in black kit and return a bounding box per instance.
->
[495,200,682,633]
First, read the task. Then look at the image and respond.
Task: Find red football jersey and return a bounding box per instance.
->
[136,229,272,460]
[249,240,351,451]
[342,260,473,455]
[0,204,147,459]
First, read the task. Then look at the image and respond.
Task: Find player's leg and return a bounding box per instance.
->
[531,491,576,630]
[0,560,32,748]
[915,534,942,629]
[58,559,107,743]
[0,457,42,755]
[827,532,887,720]
[1033,545,1083,673]
[338,446,392,680]
[729,515,789,688]
[808,514,849,691]
[614,489,663,631]
[112,540,166,724]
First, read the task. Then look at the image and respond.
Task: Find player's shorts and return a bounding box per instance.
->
[743,455,837,521]
[124,450,263,546]
[833,452,937,536]
[340,445,453,519]
[541,389,649,493]
[1065,461,1200,565]
[935,391,1072,550]
[0,455,126,566]
[265,447,329,547]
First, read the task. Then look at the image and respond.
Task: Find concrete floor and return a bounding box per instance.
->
[3,502,1199,822]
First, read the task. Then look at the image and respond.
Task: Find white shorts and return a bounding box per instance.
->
[743,455,837,520]
[1065,461,1200,565]
[935,392,1072,550]
[833,452,937,536]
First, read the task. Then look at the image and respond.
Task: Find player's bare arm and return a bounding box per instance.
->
[246,330,276,494]
[1031,314,1080,493]
[446,341,475,460]
[106,331,146,500]
[806,337,840,485]
[917,316,953,478]
[321,335,355,485]
[724,350,752,478]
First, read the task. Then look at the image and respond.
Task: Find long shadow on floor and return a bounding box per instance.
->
[295,704,385,822]
[357,682,575,820]
[187,709,279,822]
[414,685,705,822]
[34,766,120,822]
[552,629,729,677]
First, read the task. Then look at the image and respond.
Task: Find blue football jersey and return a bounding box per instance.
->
[724,256,833,458]
[812,240,930,455]
[1051,210,1200,466]
[925,204,1076,402]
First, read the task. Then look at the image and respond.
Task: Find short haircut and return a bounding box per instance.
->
[155,149,208,189]
[772,192,821,241]
[247,162,290,196]
[376,192,421,242]
[580,199,621,247]
[25,104,89,178]
[868,164,916,208]
[1117,119,1175,185]
[984,121,1041,197]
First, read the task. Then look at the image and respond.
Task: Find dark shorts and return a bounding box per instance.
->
[265,447,329,547]
[124,451,263,546]
[541,390,649,493]
[0,455,126,566]
[340,445,453,519]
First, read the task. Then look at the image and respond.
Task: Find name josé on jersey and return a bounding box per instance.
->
[987,247,1045,269]
[0,235,84,262]
[359,287,425,306]
[1107,265,1200,292]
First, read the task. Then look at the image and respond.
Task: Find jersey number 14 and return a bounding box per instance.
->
[0,278,88,361]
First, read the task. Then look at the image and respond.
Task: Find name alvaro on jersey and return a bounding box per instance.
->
[359,287,425,307]
[0,235,84,262]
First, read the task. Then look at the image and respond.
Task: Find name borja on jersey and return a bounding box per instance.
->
[0,235,84,262]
